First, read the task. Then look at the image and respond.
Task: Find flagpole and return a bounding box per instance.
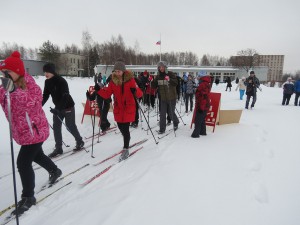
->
[160,33,161,61]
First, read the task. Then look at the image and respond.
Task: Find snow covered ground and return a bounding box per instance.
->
[0,76,300,225]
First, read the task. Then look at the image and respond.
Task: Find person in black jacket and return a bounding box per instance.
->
[245,71,261,109]
[42,63,84,157]
[86,76,112,132]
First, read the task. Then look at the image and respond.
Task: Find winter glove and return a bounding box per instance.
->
[164,76,170,81]
[94,83,101,91]
[148,76,153,81]
[50,107,61,116]
[198,109,204,113]
[0,77,16,93]
[86,91,92,100]
[130,88,136,95]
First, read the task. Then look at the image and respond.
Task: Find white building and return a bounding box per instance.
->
[94,65,268,82]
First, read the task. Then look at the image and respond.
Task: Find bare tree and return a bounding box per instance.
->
[200,54,210,66]
[230,48,260,73]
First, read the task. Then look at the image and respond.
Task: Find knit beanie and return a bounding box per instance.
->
[250,71,255,75]
[43,63,57,75]
[157,61,168,68]
[113,59,126,72]
[0,51,25,76]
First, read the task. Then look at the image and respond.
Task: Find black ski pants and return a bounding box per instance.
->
[17,142,57,198]
[185,93,194,112]
[282,93,292,105]
[295,92,300,106]
[191,110,207,137]
[117,122,130,149]
[245,93,257,108]
[53,107,82,149]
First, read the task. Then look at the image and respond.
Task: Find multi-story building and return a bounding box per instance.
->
[258,55,284,81]
[56,53,86,77]
[37,52,86,76]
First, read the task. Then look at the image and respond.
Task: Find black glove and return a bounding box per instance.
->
[198,109,204,113]
[86,91,92,100]
[94,83,101,91]
[0,77,15,93]
[50,107,61,116]
[130,88,136,95]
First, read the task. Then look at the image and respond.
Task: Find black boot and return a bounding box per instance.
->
[48,147,63,158]
[49,168,62,184]
[74,140,84,151]
[11,196,36,215]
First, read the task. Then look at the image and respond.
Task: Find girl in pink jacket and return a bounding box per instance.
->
[0,51,62,215]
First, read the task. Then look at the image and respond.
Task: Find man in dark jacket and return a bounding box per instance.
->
[152,61,179,134]
[294,78,300,106]
[245,71,261,109]
[42,63,84,157]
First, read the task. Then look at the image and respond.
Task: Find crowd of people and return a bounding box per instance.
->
[2,50,298,217]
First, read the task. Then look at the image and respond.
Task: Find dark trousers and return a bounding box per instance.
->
[282,93,292,105]
[134,99,140,124]
[185,93,194,112]
[192,110,207,137]
[53,107,82,148]
[295,92,300,106]
[159,99,179,132]
[245,93,257,108]
[97,97,111,130]
[144,94,155,108]
[17,142,57,197]
[117,122,130,149]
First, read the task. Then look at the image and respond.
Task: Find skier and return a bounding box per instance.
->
[245,71,261,109]
[97,59,143,161]
[0,51,62,215]
[42,63,84,157]
[281,77,294,105]
[185,74,196,113]
[191,71,211,138]
[86,75,112,132]
[151,61,179,134]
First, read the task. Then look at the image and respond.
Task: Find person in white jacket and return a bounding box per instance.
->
[235,77,246,100]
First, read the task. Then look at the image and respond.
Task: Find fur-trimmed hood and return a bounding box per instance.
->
[111,70,134,86]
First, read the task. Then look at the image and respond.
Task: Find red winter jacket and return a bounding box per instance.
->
[145,76,157,95]
[98,70,143,123]
[0,73,49,145]
[195,76,211,111]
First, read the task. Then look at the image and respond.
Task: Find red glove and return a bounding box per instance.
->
[148,76,153,81]
[165,76,169,81]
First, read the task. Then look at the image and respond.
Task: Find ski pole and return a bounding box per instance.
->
[48,123,70,147]
[6,91,20,225]
[175,107,187,126]
[50,107,72,133]
[91,108,96,158]
[134,95,159,144]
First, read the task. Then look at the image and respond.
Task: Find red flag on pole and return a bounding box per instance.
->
[156,40,161,45]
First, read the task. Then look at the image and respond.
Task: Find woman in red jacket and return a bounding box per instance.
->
[191,71,211,138]
[98,59,142,160]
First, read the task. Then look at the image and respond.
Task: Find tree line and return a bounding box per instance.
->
[1,32,299,80]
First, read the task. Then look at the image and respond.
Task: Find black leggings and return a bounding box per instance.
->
[17,142,57,197]
[117,122,131,149]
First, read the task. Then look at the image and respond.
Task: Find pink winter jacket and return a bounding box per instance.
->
[0,73,49,145]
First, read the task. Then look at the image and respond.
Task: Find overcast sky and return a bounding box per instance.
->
[1,0,299,73]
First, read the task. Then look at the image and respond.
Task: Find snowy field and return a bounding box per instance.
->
[0,76,300,225]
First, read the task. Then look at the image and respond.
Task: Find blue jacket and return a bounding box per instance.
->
[294,80,300,92]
